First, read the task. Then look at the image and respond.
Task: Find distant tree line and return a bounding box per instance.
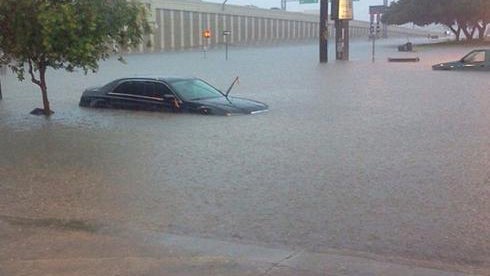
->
[382,0,490,41]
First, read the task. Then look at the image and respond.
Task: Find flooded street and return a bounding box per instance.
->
[1,39,489,269]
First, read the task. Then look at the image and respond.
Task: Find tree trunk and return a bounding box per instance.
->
[39,64,51,115]
[477,21,487,40]
[469,24,476,39]
[461,23,473,40]
[0,65,3,100]
[28,59,52,116]
[448,25,461,41]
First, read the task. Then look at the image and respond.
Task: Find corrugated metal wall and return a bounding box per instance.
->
[152,9,320,51]
[136,0,427,53]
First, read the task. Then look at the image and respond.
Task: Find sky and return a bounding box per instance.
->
[204,0,385,21]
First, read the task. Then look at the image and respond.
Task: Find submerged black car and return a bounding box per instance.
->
[79,77,268,115]
[432,49,490,71]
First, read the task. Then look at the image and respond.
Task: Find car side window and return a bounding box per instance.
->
[156,83,175,97]
[477,51,486,63]
[137,82,175,99]
[114,81,139,95]
[141,82,158,98]
[133,82,146,96]
[463,51,485,63]
[112,80,177,100]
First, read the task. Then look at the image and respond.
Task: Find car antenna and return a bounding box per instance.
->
[224,76,239,98]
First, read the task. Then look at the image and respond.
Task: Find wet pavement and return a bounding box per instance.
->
[0,38,489,274]
[0,215,479,276]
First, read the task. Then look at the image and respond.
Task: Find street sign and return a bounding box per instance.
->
[222,31,231,60]
[331,0,353,20]
[369,5,386,15]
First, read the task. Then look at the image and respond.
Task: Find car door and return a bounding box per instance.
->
[108,80,167,111]
[154,82,179,112]
[108,79,180,112]
[108,80,142,109]
[483,50,490,71]
[136,81,180,112]
[137,81,167,111]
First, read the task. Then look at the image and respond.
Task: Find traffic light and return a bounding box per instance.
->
[369,23,374,35]
[376,21,380,34]
[203,29,211,39]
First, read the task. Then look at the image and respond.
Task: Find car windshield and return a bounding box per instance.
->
[169,79,223,101]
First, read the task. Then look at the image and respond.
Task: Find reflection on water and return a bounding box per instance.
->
[1,40,489,266]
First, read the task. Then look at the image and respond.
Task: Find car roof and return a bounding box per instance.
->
[466,49,490,54]
[113,76,195,83]
[99,76,197,92]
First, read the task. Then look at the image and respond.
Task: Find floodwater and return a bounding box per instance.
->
[1,38,489,268]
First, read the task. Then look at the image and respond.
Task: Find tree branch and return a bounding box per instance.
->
[469,23,476,38]
[447,25,461,40]
[28,59,41,87]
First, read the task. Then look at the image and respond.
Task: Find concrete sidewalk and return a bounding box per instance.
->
[0,216,486,276]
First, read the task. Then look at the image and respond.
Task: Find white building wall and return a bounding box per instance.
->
[140,0,429,52]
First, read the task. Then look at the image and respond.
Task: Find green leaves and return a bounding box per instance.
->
[0,0,150,114]
[382,0,490,41]
[0,0,151,78]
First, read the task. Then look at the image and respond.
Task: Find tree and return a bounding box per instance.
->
[382,0,490,41]
[0,0,151,115]
[473,0,490,39]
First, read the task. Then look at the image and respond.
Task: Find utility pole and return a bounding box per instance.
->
[0,66,3,100]
[319,0,328,63]
[335,19,349,60]
[331,0,352,61]
[382,0,388,38]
